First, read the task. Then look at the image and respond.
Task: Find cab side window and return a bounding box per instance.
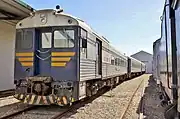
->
[80,29,87,58]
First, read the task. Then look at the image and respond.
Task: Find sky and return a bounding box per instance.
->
[23,0,165,56]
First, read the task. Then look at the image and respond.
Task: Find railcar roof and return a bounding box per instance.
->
[128,56,143,64]
[60,11,127,59]
[58,11,110,44]
[17,9,127,59]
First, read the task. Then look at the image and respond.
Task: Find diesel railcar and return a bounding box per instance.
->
[153,0,180,118]
[14,7,145,106]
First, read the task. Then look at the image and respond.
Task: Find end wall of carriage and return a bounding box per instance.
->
[0,21,15,91]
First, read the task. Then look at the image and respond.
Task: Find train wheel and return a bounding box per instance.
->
[164,104,176,119]
[159,93,163,100]
[160,100,168,107]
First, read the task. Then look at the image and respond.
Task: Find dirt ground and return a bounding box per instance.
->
[141,75,165,119]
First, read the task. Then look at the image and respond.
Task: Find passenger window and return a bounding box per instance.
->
[42,32,52,48]
[115,58,118,66]
[54,30,74,48]
[111,56,115,65]
[118,59,120,65]
[121,59,124,66]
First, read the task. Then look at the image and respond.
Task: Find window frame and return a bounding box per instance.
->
[80,28,88,58]
[53,29,75,48]
[111,56,115,65]
[15,29,34,50]
[41,32,52,49]
[15,30,23,49]
[80,28,88,48]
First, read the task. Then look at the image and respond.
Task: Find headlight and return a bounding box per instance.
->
[20,80,28,86]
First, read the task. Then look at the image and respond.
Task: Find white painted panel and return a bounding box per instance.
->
[79,81,86,100]
[0,21,15,91]
[87,40,96,60]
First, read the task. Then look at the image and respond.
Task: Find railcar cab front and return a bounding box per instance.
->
[14,9,88,105]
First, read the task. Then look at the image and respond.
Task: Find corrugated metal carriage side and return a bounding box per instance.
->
[14,8,145,106]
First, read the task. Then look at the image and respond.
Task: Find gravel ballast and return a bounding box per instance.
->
[142,76,165,119]
[66,74,165,119]
[66,74,150,119]
[0,96,19,107]
[0,74,165,119]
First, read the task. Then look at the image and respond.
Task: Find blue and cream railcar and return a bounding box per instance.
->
[13,8,130,106]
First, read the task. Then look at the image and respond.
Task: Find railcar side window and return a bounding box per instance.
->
[118,58,120,66]
[111,56,115,65]
[121,59,124,66]
[42,32,52,48]
[80,29,87,58]
[80,29,87,49]
[54,30,74,48]
[115,58,118,65]
[81,29,87,39]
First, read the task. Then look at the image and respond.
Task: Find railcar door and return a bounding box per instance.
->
[96,39,102,76]
[127,58,131,74]
[35,28,52,76]
[51,27,78,82]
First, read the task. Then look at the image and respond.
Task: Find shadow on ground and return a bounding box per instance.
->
[136,75,165,119]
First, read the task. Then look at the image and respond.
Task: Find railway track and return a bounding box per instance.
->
[0,76,143,119]
[120,78,144,119]
[0,106,36,119]
[0,76,145,119]
[51,87,111,119]
[51,76,145,119]
[0,87,110,119]
[0,89,15,98]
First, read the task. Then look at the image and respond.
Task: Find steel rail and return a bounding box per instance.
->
[0,106,36,119]
[120,78,144,119]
